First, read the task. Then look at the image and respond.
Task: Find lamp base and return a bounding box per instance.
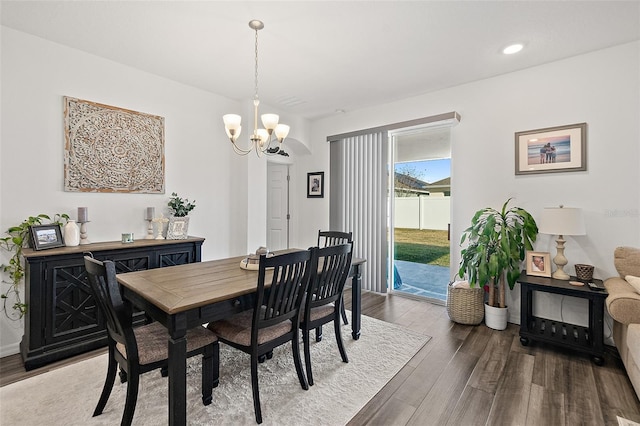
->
[552,268,570,280]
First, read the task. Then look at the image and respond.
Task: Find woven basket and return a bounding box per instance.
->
[446,283,484,325]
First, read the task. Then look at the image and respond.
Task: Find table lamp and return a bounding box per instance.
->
[538,205,586,280]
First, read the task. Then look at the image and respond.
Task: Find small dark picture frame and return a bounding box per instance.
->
[307,171,324,198]
[525,251,552,278]
[30,224,65,250]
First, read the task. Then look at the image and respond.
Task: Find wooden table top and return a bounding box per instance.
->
[117,249,366,315]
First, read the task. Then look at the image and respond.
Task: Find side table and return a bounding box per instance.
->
[517,270,608,365]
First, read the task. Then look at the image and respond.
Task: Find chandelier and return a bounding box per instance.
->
[223,20,290,156]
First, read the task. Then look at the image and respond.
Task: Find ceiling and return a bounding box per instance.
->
[1,1,639,121]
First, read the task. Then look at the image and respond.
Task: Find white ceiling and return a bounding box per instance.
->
[1,1,639,121]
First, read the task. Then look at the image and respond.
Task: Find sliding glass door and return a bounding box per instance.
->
[389,126,452,302]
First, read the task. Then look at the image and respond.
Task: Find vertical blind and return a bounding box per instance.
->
[330,132,388,293]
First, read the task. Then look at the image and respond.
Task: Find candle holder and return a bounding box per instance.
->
[145,219,154,239]
[79,221,91,245]
[152,214,168,240]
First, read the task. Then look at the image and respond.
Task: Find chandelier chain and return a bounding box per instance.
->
[254,28,259,102]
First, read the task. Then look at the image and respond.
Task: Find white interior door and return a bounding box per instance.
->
[267,163,289,251]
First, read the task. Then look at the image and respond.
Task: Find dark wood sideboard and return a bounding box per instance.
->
[20,236,205,370]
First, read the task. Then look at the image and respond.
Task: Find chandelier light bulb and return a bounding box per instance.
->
[274,124,290,142]
[261,113,279,132]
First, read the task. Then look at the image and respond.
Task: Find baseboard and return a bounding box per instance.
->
[0,342,21,358]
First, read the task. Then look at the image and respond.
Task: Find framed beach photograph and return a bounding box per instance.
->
[29,225,65,250]
[307,171,324,198]
[525,251,552,277]
[515,123,587,175]
[166,216,189,239]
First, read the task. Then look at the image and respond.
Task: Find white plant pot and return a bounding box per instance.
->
[484,302,508,330]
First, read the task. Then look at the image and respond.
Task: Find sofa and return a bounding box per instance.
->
[604,246,640,399]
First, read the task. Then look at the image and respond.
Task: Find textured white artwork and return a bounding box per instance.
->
[64,97,165,193]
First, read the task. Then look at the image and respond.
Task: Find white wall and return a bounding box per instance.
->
[297,41,640,333]
[0,27,313,356]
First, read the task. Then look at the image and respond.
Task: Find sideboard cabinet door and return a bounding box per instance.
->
[20,237,204,370]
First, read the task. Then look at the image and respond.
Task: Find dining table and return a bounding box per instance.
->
[116,249,365,426]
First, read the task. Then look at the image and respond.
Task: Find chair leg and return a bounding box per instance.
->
[160,366,168,377]
[201,343,214,406]
[302,329,314,387]
[315,326,323,342]
[334,314,349,363]
[292,334,309,391]
[119,367,128,383]
[93,348,118,417]
[340,295,349,325]
[250,353,263,424]
[122,363,140,426]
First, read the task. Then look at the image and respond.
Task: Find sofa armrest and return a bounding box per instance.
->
[605,277,640,325]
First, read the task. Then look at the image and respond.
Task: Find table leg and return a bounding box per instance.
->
[168,316,188,426]
[351,264,362,340]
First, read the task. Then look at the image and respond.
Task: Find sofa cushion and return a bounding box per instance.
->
[626,275,640,294]
[614,247,640,278]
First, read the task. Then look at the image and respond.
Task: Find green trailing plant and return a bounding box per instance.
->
[458,198,538,309]
[167,192,196,217]
[0,213,69,319]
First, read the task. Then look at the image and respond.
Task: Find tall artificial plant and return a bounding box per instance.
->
[0,213,69,319]
[458,198,538,309]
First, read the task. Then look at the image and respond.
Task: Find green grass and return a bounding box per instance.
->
[393,228,450,267]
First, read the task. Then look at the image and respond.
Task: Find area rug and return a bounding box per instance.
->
[0,314,429,425]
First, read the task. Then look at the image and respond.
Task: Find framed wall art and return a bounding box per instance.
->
[64,96,165,193]
[515,122,587,175]
[525,251,552,278]
[307,172,324,198]
[30,225,65,250]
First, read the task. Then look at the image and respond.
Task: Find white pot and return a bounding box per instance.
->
[484,302,508,330]
[63,220,80,247]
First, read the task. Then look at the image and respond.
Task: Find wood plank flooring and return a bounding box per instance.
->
[1,291,639,425]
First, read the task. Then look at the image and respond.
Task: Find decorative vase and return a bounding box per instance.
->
[63,220,80,247]
[484,303,508,330]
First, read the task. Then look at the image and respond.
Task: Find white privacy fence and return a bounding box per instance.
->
[394,196,451,230]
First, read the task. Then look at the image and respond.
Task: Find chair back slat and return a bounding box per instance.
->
[254,250,313,331]
[84,256,138,354]
[308,243,353,311]
[317,230,352,248]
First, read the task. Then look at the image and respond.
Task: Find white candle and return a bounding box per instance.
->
[145,207,155,221]
[77,207,88,223]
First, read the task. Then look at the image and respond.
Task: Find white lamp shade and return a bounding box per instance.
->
[261,114,279,131]
[223,114,242,130]
[538,207,586,236]
[274,124,290,141]
[256,128,269,145]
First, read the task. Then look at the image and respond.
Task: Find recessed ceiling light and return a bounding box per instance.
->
[503,43,524,55]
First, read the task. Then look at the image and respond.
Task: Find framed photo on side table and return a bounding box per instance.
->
[515,122,587,175]
[167,216,189,240]
[29,225,65,250]
[307,172,324,198]
[526,251,551,277]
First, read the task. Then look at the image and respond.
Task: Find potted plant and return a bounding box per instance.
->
[166,192,196,239]
[458,198,538,330]
[0,213,69,319]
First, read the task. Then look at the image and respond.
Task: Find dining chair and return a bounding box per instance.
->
[207,249,313,424]
[300,242,353,386]
[83,256,219,426]
[317,230,353,326]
